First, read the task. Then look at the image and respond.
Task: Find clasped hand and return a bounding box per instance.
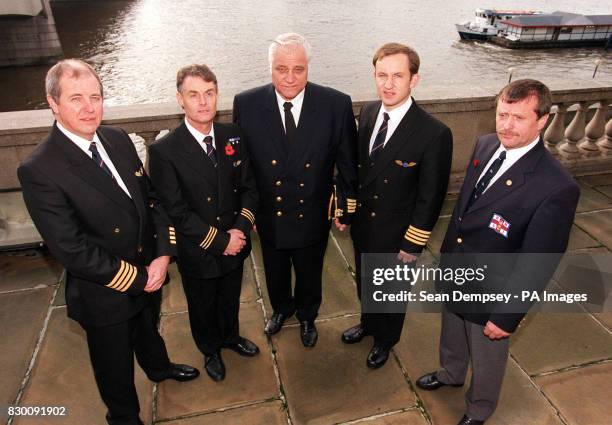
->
[223,228,246,256]
[144,255,170,293]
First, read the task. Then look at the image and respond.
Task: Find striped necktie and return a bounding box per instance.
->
[370,112,390,162]
[89,142,114,179]
[467,150,506,209]
[203,135,217,167]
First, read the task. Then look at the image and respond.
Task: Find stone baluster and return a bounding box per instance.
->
[579,101,606,157]
[599,113,612,156]
[559,102,586,160]
[543,103,566,156]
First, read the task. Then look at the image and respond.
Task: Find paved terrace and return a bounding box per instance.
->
[2,172,612,425]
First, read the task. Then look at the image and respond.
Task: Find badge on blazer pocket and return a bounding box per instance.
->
[233,160,242,167]
[394,160,417,168]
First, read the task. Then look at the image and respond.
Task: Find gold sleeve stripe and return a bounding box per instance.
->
[408,226,431,237]
[346,198,357,204]
[405,232,428,243]
[347,206,356,213]
[170,239,176,245]
[200,227,218,249]
[107,261,137,291]
[405,235,427,246]
[240,208,255,225]
[169,226,175,232]
[116,265,137,292]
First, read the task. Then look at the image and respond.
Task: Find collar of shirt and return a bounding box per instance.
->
[478,135,541,192]
[276,88,305,129]
[369,97,413,152]
[185,118,216,151]
[56,121,132,198]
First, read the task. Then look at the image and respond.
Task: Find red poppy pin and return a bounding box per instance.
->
[225,143,235,156]
[473,159,479,168]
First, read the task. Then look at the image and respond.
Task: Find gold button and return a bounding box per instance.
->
[383,179,388,184]
[114,227,120,234]
[271,160,277,165]
[276,180,282,186]
[373,195,378,200]
[277,211,283,217]
[358,184,362,189]
[137,245,143,253]
[358,203,362,207]
[216,216,221,221]
[299,199,304,204]
[457,237,463,244]
[298,213,304,218]
[233,188,237,193]
[149,202,154,208]
[207,197,212,202]
[506,179,513,186]
[276,196,282,202]
[299,182,305,187]
[358,164,362,168]
[305,163,311,168]
[234,211,238,215]
[371,212,376,217]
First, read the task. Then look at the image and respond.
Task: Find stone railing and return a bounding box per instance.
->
[1,87,611,248]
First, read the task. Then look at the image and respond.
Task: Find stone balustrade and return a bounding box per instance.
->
[1,87,611,248]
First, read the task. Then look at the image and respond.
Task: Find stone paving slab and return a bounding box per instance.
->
[156,303,278,421]
[251,233,360,323]
[272,315,416,425]
[426,217,450,259]
[592,312,612,331]
[574,210,612,250]
[393,313,563,425]
[439,193,459,217]
[0,288,53,408]
[594,184,612,198]
[576,181,612,213]
[355,409,428,424]
[510,310,612,375]
[535,362,612,425]
[15,308,154,425]
[577,173,612,187]
[161,260,259,315]
[567,224,602,251]
[161,400,287,425]
[0,249,62,292]
[331,226,355,272]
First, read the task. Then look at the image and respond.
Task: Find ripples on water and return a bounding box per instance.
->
[0,0,609,112]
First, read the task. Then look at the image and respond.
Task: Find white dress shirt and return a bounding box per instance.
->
[368,97,413,154]
[185,118,216,152]
[276,88,305,130]
[477,136,540,193]
[56,121,131,198]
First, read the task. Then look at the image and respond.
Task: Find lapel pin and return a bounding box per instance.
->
[506,179,512,186]
[473,159,479,168]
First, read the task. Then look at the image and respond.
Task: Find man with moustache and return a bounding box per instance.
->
[18,59,199,425]
[148,64,259,382]
[233,33,358,347]
[342,43,453,368]
[416,80,579,425]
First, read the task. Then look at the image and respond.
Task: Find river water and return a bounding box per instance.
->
[0,0,610,112]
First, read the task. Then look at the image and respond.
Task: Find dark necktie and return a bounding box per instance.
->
[283,101,296,144]
[370,112,390,162]
[467,150,506,209]
[203,135,217,167]
[89,142,114,179]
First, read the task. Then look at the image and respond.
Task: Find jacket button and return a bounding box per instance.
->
[373,195,378,200]
[207,197,212,202]
[137,245,143,253]
[358,164,362,168]
[383,179,388,184]
[149,202,154,208]
[276,180,282,186]
[277,211,283,217]
[216,216,221,221]
[458,217,462,222]
[233,188,238,193]
[271,160,277,165]
[299,182,305,187]
[234,211,238,215]
[114,227,120,234]
[358,184,362,189]
[276,196,282,202]
[371,212,376,217]
[299,199,304,204]
[305,163,311,168]
[457,237,463,244]
[298,213,304,218]
[370,162,374,167]
[358,203,362,207]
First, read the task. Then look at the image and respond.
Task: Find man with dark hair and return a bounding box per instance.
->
[233,33,358,348]
[18,59,199,425]
[149,64,259,382]
[416,79,579,425]
[342,42,453,368]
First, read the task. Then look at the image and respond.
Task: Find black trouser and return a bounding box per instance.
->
[181,266,243,355]
[354,247,406,349]
[82,291,170,425]
[260,237,328,322]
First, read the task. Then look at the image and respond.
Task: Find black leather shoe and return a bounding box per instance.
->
[457,415,484,425]
[265,312,293,335]
[149,363,200,383]
[341,324,368,344]
[300,321,318,347]
[416,372,463,391]
[204,352,225,382]
[366,344,390,369]
[222,337,260,357]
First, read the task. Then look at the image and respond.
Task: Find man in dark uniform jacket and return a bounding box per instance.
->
[149,64,259,382]
[416,80,580,425]
[233,33,358,347]
[342,43,453,369]
[17,59,198,425]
